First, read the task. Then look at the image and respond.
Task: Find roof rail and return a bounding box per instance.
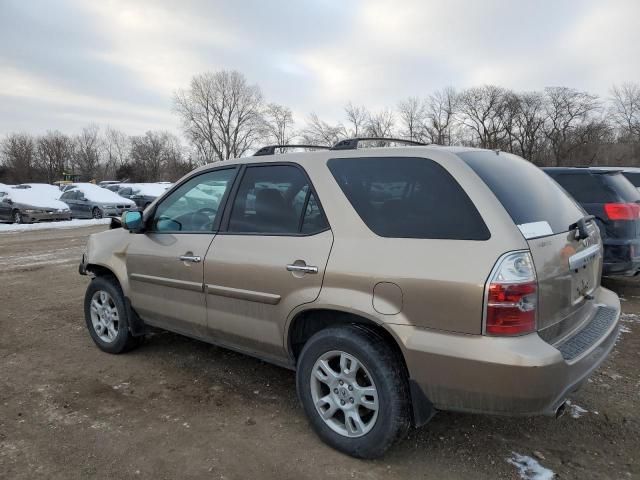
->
[253,144,331,156]
[330,137,428,151]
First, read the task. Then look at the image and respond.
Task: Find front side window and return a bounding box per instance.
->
[228,165,328,235]
[152,168,236,233]
[328,157,490,240]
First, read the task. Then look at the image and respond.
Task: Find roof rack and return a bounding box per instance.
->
[330,137,428,151]
[253,144,331,156]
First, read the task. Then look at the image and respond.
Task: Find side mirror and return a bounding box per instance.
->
[122,210,144,233]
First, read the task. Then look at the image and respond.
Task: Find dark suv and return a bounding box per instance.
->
[544,167,640,276]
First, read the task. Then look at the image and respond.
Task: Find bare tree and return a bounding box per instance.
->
[423,87,458,145]
[301,113,345,146]
[36,131,74,183]
[365,108,395,138]
[73,125,102,180]
[263,103,295,150]
[344,103,369,137]
[504,92,546,161]
[543,87,601,165]
[397,97,426,141]
[173,70,264,162]
[609,83,640,141]
[458,85,510,149]
[1,133,37,183]
[103,128,130,179]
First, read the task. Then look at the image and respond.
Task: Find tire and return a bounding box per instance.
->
[296,325,410,459]
[84,276,142,354]
[12,210,22,224]
[92,207,103,219]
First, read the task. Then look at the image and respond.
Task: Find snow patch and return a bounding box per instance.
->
[566,400,588,418]
[508,452,556,480]
[0,218,109,233]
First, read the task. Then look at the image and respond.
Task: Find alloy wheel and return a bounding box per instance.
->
[310,350,379,438]
[89,290,119,343]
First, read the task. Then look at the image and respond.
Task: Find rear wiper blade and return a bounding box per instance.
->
[569,215,596,240]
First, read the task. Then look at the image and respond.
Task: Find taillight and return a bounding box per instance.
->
[604,202,640,220]
[485,251,537,336]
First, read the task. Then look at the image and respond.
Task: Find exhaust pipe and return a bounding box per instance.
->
[555,401,567,419]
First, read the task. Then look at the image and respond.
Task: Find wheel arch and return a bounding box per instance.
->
[286,307,435,427]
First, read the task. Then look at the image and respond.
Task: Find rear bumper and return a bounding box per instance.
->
[391,287,620,417]
[603,239,640,276]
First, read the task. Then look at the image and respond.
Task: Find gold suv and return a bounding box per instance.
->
[79,140,621,458]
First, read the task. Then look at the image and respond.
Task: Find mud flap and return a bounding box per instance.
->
[124,296,146,337]
[409,379,437,427]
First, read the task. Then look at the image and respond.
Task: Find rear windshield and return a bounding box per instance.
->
[458,151,584,236]
[548,172,640,203]
[622,172,640,187]
[327,157,490,240]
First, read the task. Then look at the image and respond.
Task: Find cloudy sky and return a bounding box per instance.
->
[1,0,639,138]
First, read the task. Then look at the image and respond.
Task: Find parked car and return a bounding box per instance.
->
[0,187,71,223]
[60,183,135,219]
[79,142,620,458]
[544,167,640,276]
[116,183,171,209]
[105,184,125,193]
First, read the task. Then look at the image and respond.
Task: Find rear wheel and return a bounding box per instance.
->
[92,207,103,219]
[84,276,142,354]
[12,210,22,224]
[296,325,410,458]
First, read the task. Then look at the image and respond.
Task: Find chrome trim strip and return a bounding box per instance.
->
[568,244,601,270]
[130,273,203,292]
[205,284,281,305]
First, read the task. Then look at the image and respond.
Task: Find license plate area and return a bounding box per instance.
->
[569,244,601,303]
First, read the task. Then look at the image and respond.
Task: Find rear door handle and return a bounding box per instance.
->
[286,264,318,274]
[179,255,201,263]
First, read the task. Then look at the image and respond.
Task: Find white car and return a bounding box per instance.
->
[59,183,135,219]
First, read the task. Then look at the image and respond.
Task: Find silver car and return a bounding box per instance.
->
[60,183,135,219]
[0,188,71,223]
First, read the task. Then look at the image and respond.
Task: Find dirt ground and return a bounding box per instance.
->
[1,225,638,480]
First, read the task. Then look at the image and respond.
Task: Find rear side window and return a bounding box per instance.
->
[622,172,640,187]
[604,173,640,202]
[459,151,583,235]
[327,157,490,240]
[228,165,329,235]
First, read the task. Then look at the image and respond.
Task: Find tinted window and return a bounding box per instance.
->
[61,190,78,200]
[301,193,329,234]
[549,172,640,204]
[549,173,614,203]
[459,152,584,235]
[605,173,640,202]
[228,165,328,235]
[622,172,640,187]
[328,157,490,240]
[152,168,235,233]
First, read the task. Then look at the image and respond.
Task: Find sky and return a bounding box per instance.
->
[1,0,639,138]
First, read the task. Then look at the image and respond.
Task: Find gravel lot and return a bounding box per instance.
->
[1,225,639,479]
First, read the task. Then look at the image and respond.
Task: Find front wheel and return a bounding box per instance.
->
[84,276,142,354]
[92,207,103,219]
[296,325,411,458]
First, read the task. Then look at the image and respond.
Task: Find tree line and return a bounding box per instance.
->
[2,69,640,184]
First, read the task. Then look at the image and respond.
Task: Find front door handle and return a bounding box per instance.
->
[286,263,318,274]
[179,255,201,263]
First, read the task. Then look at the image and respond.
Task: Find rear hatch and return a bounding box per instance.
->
[459,152,602,344]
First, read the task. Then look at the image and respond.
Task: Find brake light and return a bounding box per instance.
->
[485,251,537,336]
[604,202,640,220]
